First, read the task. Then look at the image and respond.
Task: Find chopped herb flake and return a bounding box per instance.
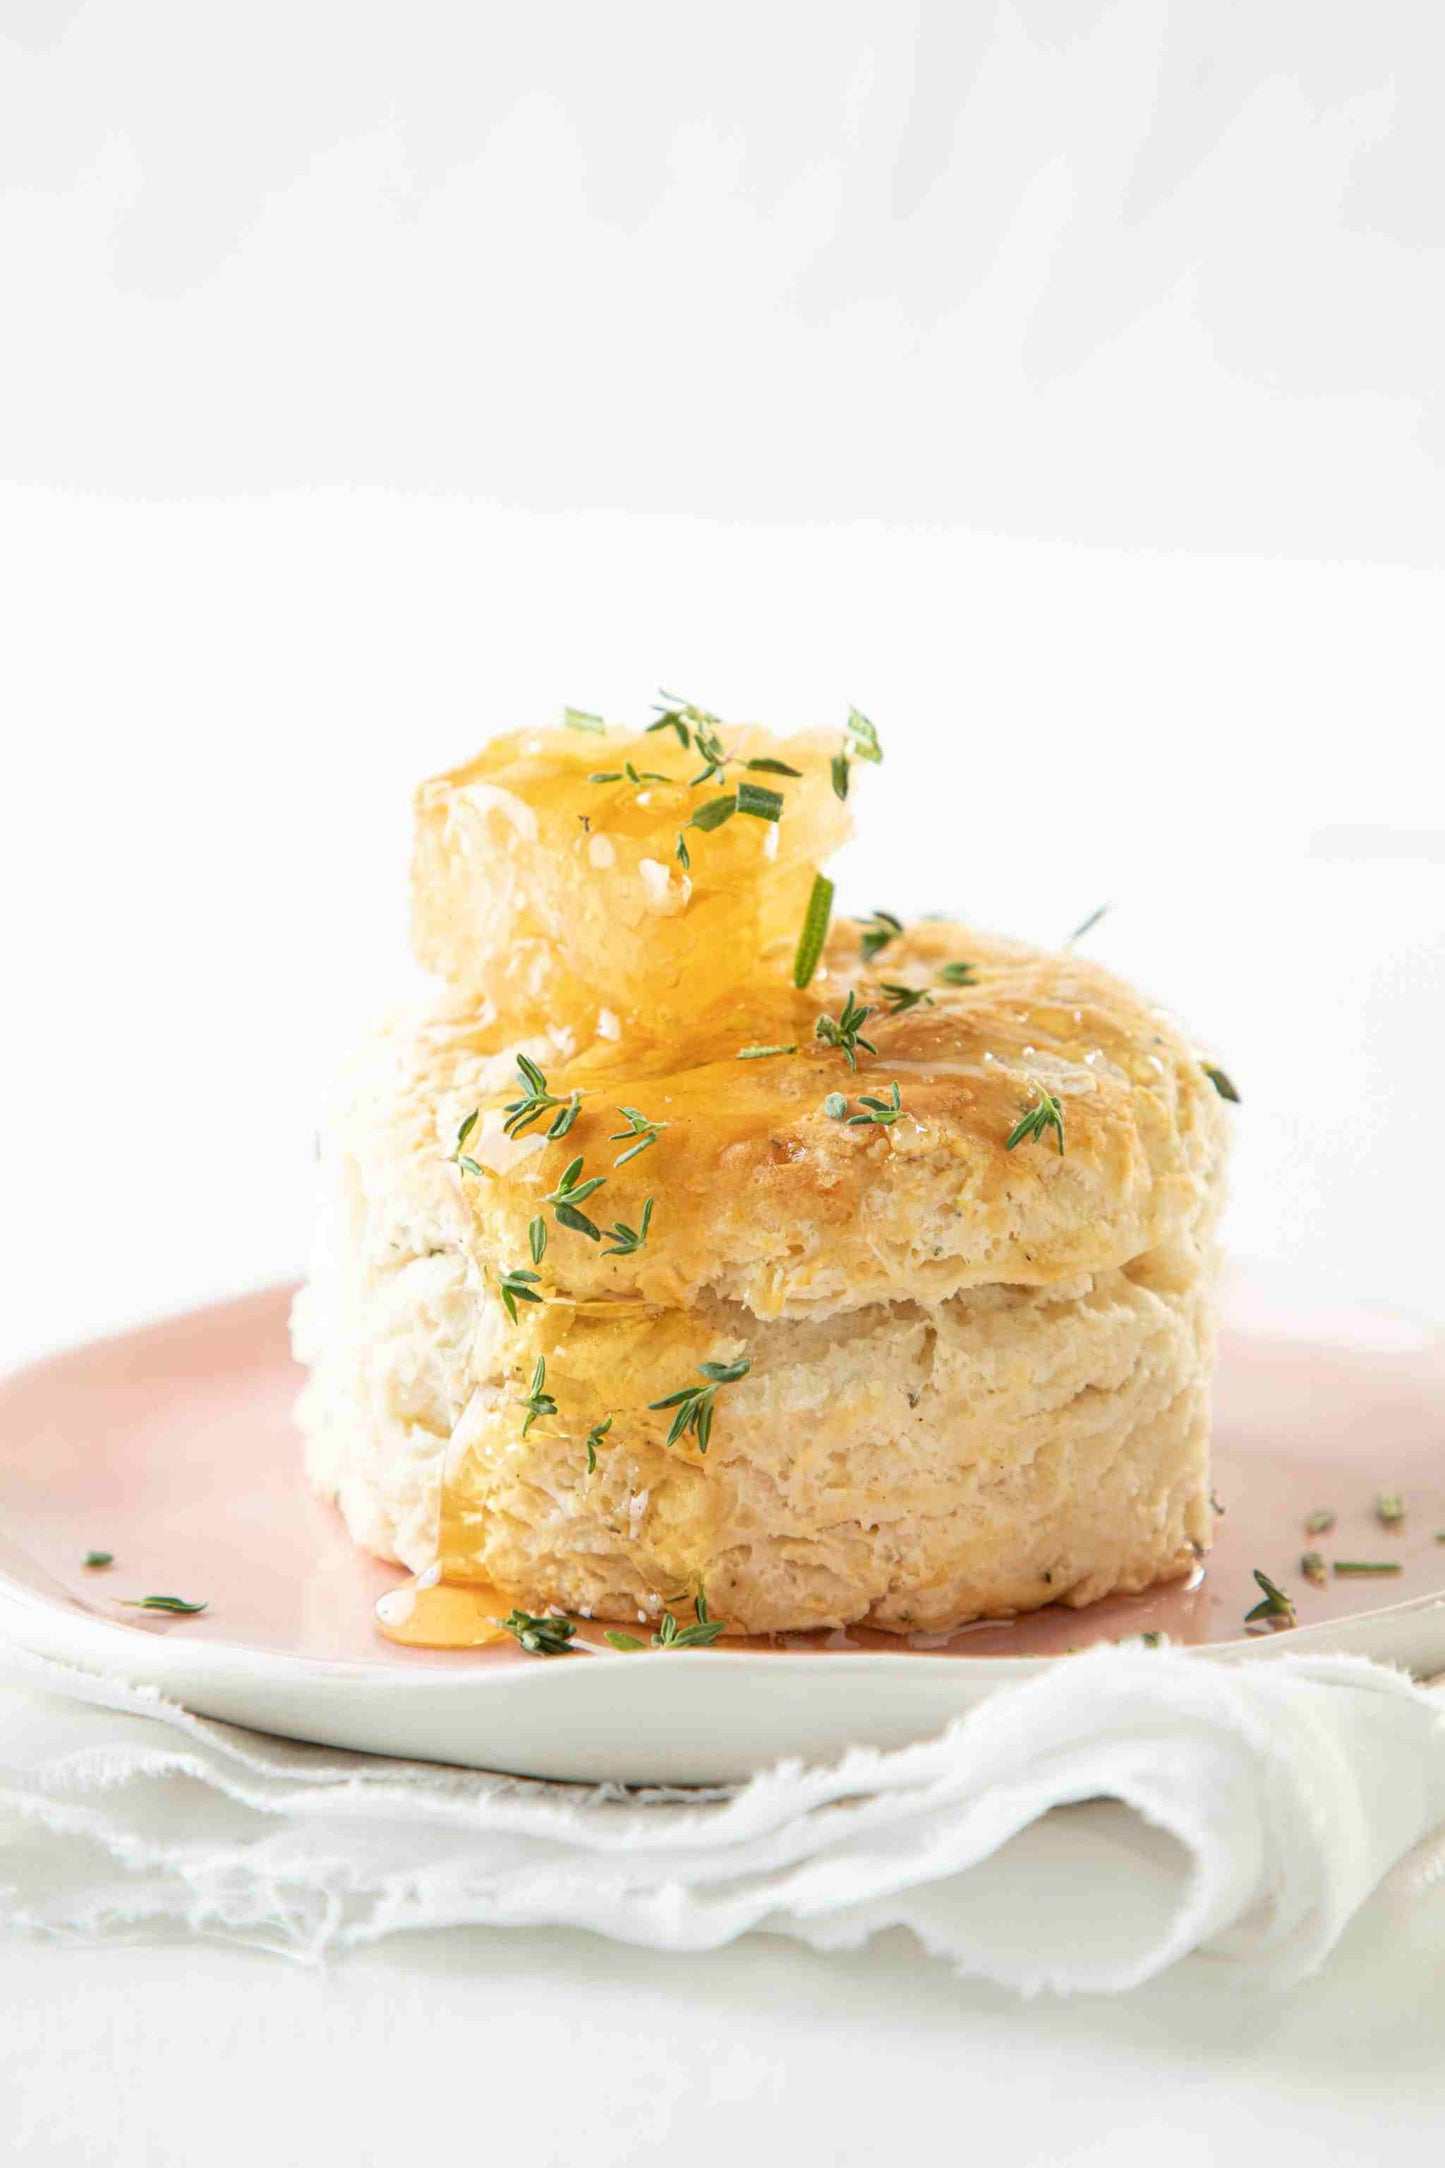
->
[82,1551,113,1569]
[738,1043,797,1060]
[496,1609,576,1656]
[1204,1066,1241,1104]
[563,708,607,734]
[1377,1491,1405,1525]
[1301,1551,1328,1588]
[1304,1508,1336,1536]
[823,1092,848,1119]
[1244,1569,1296,1629]
[1333,1560,1404,1577]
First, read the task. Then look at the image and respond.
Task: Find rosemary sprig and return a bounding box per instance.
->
[449,1109,483,1177]
[1333,1560,1403,1577]
[1006,1081,1065,1155]
[529,1215,547,1265]
[738,1043,797,1060]
[563,707,606,734]
[847,1081,903,1128]
[122,1595,208,1615]
[601,1198,654,1256]
[814,990,877,1070]
[1304,1508,1336,1536]
[649,1358,751,1453]
[1301,1552,1328,1588]
[519,1356,558,1438]
[823,1092,848,1118]
[495,1609,576,1656]
[792,872,834,988]
[502,1056,580,1141]
[609,1107,668,1166]
[82,1550,113,1569]
[937,961,979,987]
[584,1415,612,1474]
[1244,1569,1296,1629]
[878,982,933,1015]
[1204,1066,1240,1103]
[859,909,902,964]
[496,1264,543,1324]
[1377,1491,1405,1525]
[543,1154,608,1241]
[606,1592,727,1652]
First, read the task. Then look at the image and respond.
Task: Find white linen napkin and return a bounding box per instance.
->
[2,1640,1443,1992]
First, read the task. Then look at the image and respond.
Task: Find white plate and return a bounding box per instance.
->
[1,1276,1442,1782]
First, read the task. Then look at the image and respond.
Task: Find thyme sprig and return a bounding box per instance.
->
[502,1056,580,1141]
[519,1356,558,1438]
[1244,1569,1296,1630]
[879,982,933,1015]
[449,1109,483,1177]
[847,1081,903,1128]
[606,1592,727,1652]
[814,990,877,1070]
[543,1154,608,1241]
[495,1609,576,1656]
[859,909,903,964]
[792,872,834,988]
[496,1264,543,1324]
[584,1416,612,1474]
[609,1107,668,1166]
[649,1358,752,1453]
[1006,1081,1066,1155]
[602,1198,654,1256]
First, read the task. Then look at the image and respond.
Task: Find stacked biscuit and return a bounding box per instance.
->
[293,714,1231,1635]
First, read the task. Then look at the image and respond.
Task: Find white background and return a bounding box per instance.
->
[2,5,1445,2162]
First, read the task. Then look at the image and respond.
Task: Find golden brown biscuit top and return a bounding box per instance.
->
[423,916,1229,1319]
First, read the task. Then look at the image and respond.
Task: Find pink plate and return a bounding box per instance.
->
[0,1274,1442,1782]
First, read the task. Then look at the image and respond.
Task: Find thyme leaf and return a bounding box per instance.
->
[846,1081,903,1128]
[859,909,902,964]
[519,1356,558,1438]
[82,1550,113,1569]
[937,961,979,987]
[609,1107,668,1166]
[563,708,607,734]
[543,1154,608,1241]
[584,1415,612,1474]
[878,982,933,1015]
[122,1595,208,1615]
[601,1197,654,1256]
[1244,1568,1296,1629]
[1204,1065,1241,1103]
[496,1265,543,1324]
